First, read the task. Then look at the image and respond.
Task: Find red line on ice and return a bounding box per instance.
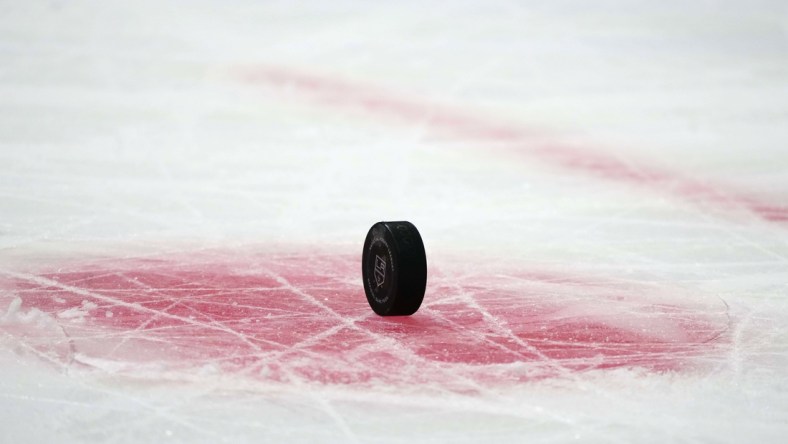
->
[236,66,788,226]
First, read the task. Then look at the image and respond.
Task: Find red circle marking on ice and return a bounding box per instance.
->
[2,251,728,390]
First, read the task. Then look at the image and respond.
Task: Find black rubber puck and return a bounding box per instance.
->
[362,221,427,316]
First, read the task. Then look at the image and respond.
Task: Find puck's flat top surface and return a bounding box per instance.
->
[362,221,427,316]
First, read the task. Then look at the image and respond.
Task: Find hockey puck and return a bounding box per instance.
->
[362,221,427,316]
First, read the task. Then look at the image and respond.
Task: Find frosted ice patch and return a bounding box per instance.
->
[1,297,23,322]
[0,296,73,366]
[2,297,55,329]
[72,354,128,373]
[56,300,98,323]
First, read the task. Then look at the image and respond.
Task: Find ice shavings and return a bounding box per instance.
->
[56,300,98,323]
[2,296,55,329]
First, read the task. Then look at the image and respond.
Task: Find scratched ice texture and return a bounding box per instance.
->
[1,1,787,442]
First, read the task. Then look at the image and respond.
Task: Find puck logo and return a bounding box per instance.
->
[373,254,386,288]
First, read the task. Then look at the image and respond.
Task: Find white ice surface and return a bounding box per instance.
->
[1,1,788,442]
